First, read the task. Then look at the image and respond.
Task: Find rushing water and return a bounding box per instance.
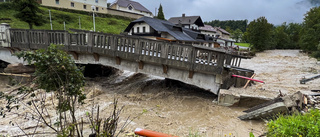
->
[1,50,319,137]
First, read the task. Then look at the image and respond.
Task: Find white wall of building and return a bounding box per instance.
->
[217,39,225,46]
[72,0,108,7]
[201,31,216,37]
[129,23,150,34]
[190,24,198,30]
[117,5,153,17]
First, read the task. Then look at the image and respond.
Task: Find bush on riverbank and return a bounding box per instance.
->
[267,109,320,137]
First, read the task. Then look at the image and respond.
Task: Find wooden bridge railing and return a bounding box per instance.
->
[9,29,248,75]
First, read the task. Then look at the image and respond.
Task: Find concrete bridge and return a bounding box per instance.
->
[0,28,254,95]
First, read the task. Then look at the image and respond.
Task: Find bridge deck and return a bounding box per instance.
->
[8,29,248,75]
[1,29,254,94]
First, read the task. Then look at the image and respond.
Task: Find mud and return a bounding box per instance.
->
[1,50,318,137]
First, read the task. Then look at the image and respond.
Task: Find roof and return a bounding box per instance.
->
[110,0,151,13]
[168,15,204,27]
[124,17,210,42]
[199,25,217,33]
[214,27,230,35]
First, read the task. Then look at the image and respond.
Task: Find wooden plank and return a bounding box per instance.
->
[243,73,256,89]
[0,73,31,77]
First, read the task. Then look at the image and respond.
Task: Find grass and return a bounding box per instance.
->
[235,43,250,47]
[267,109,320,137]
[0,3,131,34]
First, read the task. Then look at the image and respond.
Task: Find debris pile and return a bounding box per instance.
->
[306,92,320,110]
[239,91,319,120]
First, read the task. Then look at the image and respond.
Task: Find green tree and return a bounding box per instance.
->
[225,26,233,34]
[246,16,273,51]
[231,28,243,42]
[15,44,86,136]
[286,23,302,49]
[273,23,290,49]
[300,6,320,55]
[156,4,165,20]
[14,0,46,29]
[204,20,248,32]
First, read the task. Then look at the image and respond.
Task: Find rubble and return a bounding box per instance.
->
[239,91,319,120]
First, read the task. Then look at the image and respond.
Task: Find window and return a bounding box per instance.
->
[83,5,87,9]
[71,2,74,7]
[137,27,140,33]
[128,6,132,10]
[142,27,146,33]
[95,0,98,3]
[96,7,99,11]
[55,0,59,4]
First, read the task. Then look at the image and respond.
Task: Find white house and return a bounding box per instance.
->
[109,0,153,17]
[124,16,217,49]
[199,25,217,37]
[168,14,204,31]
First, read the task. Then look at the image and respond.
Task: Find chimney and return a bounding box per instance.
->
[182,13,185,17]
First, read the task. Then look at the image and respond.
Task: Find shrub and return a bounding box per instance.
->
[267,109,320,137]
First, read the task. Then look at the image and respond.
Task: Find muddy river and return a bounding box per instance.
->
[0,50,319,137]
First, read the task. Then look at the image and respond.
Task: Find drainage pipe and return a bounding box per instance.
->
[134,128,178,137]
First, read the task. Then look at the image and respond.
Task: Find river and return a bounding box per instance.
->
[1,50,319,137]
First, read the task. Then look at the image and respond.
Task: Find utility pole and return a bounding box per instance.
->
[79,16,81,29]
[91,5,96,32]
[64,21,66,30]
[49,10,53,30]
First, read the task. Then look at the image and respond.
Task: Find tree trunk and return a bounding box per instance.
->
[29,23,33,29]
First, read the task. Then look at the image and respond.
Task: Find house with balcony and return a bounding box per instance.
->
[123,16,215,47]
[109,0,153,17]
[199,25,217,37]
[168,14,204,31]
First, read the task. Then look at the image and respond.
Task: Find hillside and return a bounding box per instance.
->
[0,3,131,34]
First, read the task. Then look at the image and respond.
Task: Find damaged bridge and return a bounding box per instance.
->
[0,27,253,95]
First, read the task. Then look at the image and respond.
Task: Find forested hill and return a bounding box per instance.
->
[204,20,248,32]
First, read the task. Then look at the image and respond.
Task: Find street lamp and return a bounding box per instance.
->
[91,5,96,32]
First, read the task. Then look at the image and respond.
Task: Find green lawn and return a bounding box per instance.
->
[0,3,131,34]
[235,43,250,47]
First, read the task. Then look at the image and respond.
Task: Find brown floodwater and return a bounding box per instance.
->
[1,50,319,137]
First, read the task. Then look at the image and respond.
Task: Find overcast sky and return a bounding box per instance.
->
[130,0,319,25]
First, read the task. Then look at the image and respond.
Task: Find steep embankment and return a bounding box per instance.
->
[0,3,131,34]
